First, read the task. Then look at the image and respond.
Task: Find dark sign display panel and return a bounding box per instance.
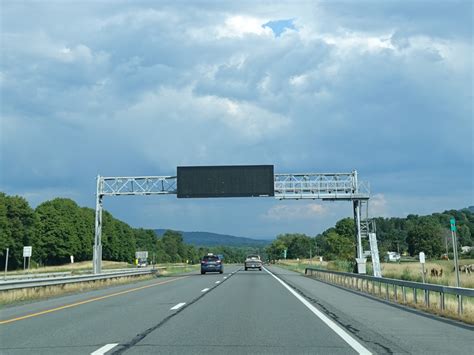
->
[177,165,274,198]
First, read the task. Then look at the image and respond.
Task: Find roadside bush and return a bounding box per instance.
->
[327,260,354,272]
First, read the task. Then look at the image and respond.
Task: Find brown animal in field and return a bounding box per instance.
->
[430,268,443,277]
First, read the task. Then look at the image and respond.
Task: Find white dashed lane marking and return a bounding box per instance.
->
[91,343,118,355]
[170,302,186,311]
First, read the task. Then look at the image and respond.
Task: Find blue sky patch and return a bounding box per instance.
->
[263,19,296,37]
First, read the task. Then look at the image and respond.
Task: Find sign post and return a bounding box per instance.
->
[23,246,32,272]
[450,218,460,287]
[419,252,426,283]
[4,248,9,281]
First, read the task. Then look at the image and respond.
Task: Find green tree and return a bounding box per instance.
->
[33,199,83,265]
[335,218,354,238]
[0,193,36,269]
[406,218,443,258]
[324,231,355,261]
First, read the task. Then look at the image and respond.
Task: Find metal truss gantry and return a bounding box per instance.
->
[93,171,378,276]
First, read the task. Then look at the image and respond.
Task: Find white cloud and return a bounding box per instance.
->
[216,15,273,38]
[263,203,326,221]
[369,194,388,217]
[1,1,472,236]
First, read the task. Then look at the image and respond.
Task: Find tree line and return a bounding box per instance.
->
[2,191,473,269]
[0,193,253,270]
[265,209,474,262]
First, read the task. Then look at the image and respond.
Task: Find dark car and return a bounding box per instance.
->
[201,254,223,274]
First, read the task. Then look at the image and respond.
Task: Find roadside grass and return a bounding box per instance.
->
[5,260,132,275]
[157,263,199,276]
[0,262,199,306]
[275,258,474,325]
[381,259,474,289]
[0,274,155,306]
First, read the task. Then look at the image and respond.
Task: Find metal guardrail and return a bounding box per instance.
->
[305,267,474,316]
[0,269,156,291]
[2,271,72,280]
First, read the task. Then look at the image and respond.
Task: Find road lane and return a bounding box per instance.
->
[120,268,358,354]
[266,266,474,354]
[2,264,472,354]
[0,266,240,354]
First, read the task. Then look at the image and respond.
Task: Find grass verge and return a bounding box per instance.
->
[1,263,199,306]
[0,274,155,306]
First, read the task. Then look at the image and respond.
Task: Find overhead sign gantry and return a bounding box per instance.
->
[93,166,380,276]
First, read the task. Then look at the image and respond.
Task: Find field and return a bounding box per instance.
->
[381,259,474,289]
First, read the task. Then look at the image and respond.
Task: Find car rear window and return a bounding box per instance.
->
[203,256,219,261]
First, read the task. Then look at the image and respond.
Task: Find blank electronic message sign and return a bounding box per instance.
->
[177,165,274,198]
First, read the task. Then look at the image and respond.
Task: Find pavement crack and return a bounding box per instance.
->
[112,272,236,354]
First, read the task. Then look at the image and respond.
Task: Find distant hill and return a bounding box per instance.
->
[155,229,271,247]
[467,206,474,213]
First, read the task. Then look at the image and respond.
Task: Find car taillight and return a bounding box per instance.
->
[216,260,221,263]
[201,260,207,264]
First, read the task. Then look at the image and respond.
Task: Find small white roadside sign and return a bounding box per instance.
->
[23,246,32,258]
[419,252,425,264]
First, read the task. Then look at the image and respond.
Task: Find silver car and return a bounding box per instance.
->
[244,254,262,271]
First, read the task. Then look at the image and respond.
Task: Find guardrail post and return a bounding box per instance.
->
[426,290,430,307]
[458,295,463,315]
[378,281,381,296]
[414,288,417,304]
[440,292,444,311]
[386,283,389,300]
[402,286,406,303]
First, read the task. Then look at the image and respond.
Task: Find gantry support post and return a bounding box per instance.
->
[352,170,366,274]
[93,175,103,274]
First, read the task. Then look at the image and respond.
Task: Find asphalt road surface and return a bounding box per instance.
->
[0,265,472,354]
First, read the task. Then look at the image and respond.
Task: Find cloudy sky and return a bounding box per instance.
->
[1,1,472,238]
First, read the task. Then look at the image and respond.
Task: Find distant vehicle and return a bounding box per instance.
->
[200,253,223,274]
[244,254,262,271]
[385,252,401,262]
[137,259,147,268]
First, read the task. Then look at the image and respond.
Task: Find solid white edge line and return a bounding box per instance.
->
[263,267,372,355]
[170,302,186,310]
[91,343,119,355]
[201,288,210,292]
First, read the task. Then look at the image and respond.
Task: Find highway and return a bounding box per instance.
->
[0,265,472,354]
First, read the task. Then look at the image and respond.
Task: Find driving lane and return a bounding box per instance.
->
[0,266,241,354]
[118,267,361,354]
